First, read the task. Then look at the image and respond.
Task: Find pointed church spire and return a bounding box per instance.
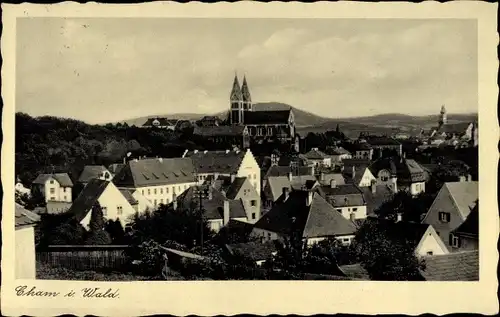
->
[440,105,446,114]
[230,73,242,101]
[241,75,252,102]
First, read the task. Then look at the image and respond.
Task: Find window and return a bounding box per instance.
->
[148,189,151,195]
[178,186,181,192]
[117,206,123,215]
[154,188,157,195]
[50,180,54,184]
[336,209,342,213]
[50,188,55,194]
[102,207,108,217]
[427,251,433,256]
[160,199,163,204]
[50,197,55,201]
[438,212,451,223]
[160,188,163,194]
[251,200,257,207]
[142,190,145,195]
[252,213,256,220]
[253,174,257,180]
[449,234,460,248]
[154,199,157,206]
[381,176,388,182]
[353,208,358,212]
[166,187,169,194]
[64,196,67,201]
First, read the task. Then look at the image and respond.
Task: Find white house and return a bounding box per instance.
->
[118,187,154,214]
[302,148,332,168]
[343,165,377,188]
[15,203,40,279]
[112,157,197,209]
[183,148,261,194]
[68,179,137,229]
[32,173,73,203]
[316,183,368,221]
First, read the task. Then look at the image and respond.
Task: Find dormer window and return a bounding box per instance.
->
[152,119,160,126]
[438,211,451,223]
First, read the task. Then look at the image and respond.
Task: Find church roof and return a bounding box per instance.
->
[230,75,243,101]
[243,110,291,125]
[241,76,252,102]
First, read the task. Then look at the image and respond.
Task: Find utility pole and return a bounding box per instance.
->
[193,170,204,255]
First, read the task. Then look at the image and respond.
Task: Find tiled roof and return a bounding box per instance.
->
[353,142,373,150]
[193,125,246,137]
[254,190,357,239]
[339,263,370,280]
[303,148,328,160]
[113,157,196,188]
[33,173,73,187]
[241,76,252,102]
[224,177,247,200]
[436,122,473,135]
[78,165,110,183]
[369,157,428,183]
[343,165,371,186]
[243,110,291,125]
[316,184,366,207]
[264,165,313,180]
[68,179,109,222]
[267,175,317,201]
[420,250,479,281]
[360,185,394,216]
[445,181,478,219]
[230,75,243,100]
[119,188,139,205]
[324,146,351,156]
[318,173,346,187]
[175,186,247,220]
[453,204,478,237]
[15,203,41,228]
[226,241,277,261]
[185,150,245,174]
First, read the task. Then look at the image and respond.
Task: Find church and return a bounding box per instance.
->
[228,74,299,151]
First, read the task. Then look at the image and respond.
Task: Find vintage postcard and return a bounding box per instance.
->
[1,1,498,316]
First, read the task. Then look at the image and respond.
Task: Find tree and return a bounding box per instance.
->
[85,203,112,245]
[352,220,425,281]
[105,219,126,244]
[374,190,435,223]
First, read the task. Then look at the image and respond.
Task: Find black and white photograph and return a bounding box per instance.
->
[1,2,498,316]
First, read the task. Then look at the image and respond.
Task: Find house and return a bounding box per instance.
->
[222,176,261,223]
[448,203,478,252]
[363,136,403,157]
[68,179,138,229]
[351,141,373,160]
[112,157,197,208]
[419,250,479,281]
[228,75,296,146]
[262,172,318,212]
[142,117,178,130]
[32,173,73,203]
[317,172,345,187]
[225,241,278,266]
[77,165,113,185]
[360,184,395,217]
[15,177,31,196]
[193,125,250,149]
[302,148,332,168]
[324,146,352,163]
[118,187,154,214]
[369,156,428,195]
[197,115,223,127]
[422,181,478,243]
[262,165,314,189]
[183,148,261,194]
[315,183,367,221]
[174,119,193,132]
[342,162,376,187]
[173,185,248,232]
[252,190,358,246]
[15,203,40,279]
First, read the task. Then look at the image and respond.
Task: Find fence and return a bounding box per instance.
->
[36,245,131,271]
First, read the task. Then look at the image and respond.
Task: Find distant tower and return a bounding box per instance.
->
[230,74,244,125]
[241,75,253,112]
[438,105,447,127]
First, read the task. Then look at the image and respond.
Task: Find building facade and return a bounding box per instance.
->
[32,173,73,203]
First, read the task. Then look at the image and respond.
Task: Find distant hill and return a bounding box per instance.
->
[117,102,477,138]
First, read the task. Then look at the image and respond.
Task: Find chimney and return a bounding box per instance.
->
[467,174,472,182]
[330,179,337,188]
[352,166,356,179]
[306,191,314,206]
[223,199,230,226]
[459,175,466,182]
[230,174,236,183]
[320,172,325,182]
[158,157,163,163]
[288,171,293,182]
[282,187,290,201]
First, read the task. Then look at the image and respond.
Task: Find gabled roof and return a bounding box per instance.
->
[267,175,318,201]
[68,179,110,222]
[420,250,479,281]
[78,165,110,183]
[185,150,246,174]
[444,181,478,219]
[224,177,248,200]
[316,184,366,207]
[230,75,243,100]
[436,122,473,135]
[319,173,346,187]
[175,186,247,220]
[353,142,373,150]
[369,157,428,183]
[453,204,478,237]
[303,148,328,160]
[33,173,73,187]
[240,76,252,102]
[193,125,246,137]
[324,146,351,156]
[113,157,196,188]
[254,190,357,239]
[343,165,372,186]
[119,188,139,205]
[264,165,313,180]
[243,110,291,125]
[15,203,41,229]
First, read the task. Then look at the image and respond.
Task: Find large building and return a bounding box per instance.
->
[228,75,298,150]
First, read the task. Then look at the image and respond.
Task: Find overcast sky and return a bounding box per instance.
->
[16,18,477,124]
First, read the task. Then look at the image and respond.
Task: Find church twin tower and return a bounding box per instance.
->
[229,74,253,125]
